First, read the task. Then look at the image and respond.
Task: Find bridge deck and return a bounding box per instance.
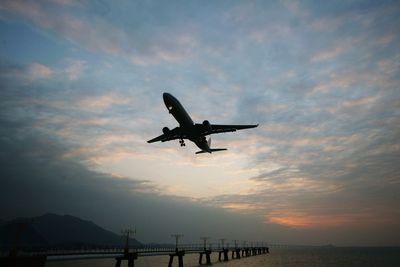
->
[4,245,269,261]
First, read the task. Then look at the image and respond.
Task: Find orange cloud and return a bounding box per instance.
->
[268,214,353,228]
[222,203,263,212]
[267,210,399,229]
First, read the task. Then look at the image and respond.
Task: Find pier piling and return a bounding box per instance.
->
[231,248,241,259]
[218,249,229,261]
[168,250,185,267]
[115,252,138,267]
[199,250,212,265]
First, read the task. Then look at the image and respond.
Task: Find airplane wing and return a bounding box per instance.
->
[195,124,258,136]
[147,127,183,143]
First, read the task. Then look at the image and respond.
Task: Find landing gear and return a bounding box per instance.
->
[179,139,186,147]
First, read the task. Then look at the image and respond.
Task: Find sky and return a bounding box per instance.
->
[0,0,399,246]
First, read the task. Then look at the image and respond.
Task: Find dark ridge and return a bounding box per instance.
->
[0,222,47,249]
[0,213,141,250]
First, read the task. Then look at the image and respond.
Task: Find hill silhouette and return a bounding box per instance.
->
[0,213,141,250]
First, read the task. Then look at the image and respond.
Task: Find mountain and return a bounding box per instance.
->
[0,222,47,249]
[0,213,141,250]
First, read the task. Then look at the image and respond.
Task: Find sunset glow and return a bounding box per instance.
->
[1,0,399,245]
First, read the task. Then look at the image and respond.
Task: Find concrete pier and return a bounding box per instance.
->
[242,248,250,257]
[168,250,185,267]
[198,250,212,265]
[115,252,138,267]
[218,249,229,261]
[11,243,269,267]
[231,248,241,259]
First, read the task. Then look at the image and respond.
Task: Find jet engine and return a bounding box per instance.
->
[202,120,212,131]
[162,127,170,134]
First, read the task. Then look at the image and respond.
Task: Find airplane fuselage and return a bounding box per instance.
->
[163,93,210,151]
[148,92,257,154]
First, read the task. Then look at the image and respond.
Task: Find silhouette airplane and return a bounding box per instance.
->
[147,93,258,154]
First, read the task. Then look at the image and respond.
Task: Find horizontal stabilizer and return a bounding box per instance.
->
[195,148,227,154]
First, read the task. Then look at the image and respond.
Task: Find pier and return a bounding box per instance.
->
[1,242,269,267]
[0,243,269,267]
[1,229,270,267]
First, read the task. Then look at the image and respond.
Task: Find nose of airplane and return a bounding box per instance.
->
[163,92,170,101]
[163,92,174,111]
[163,92,171,104]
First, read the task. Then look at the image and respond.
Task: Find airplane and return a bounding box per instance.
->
[147,92,258,154]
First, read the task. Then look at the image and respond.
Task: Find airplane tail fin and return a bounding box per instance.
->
[195,148,227,154]
[196,137,227,154]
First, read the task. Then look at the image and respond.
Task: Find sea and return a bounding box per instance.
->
[46,247,400,267]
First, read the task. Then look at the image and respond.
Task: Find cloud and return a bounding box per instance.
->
[0,113,278,243]
[0,62,52,81]
[311,16,344,32]
[283,0,309,18]
[247,24,292,43]
[209,79,400,238]
[341,95,380,108]
[266,211,397,229]
[65,59,86,80]
[0,0,202,65]
[1,0,400,246]
[376,32,396,45]
[28,63,53,79]
[0,0,126,54]
[130,33,198,65]
[311,38,354,62]
[77,94,134,111]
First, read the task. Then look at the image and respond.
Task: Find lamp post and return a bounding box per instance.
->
[200,237,209,250]
[171,234,184,252]
[121,228,136,255]
[219,238,226,249]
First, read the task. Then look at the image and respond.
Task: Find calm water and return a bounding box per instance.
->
[46,247,400,267]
